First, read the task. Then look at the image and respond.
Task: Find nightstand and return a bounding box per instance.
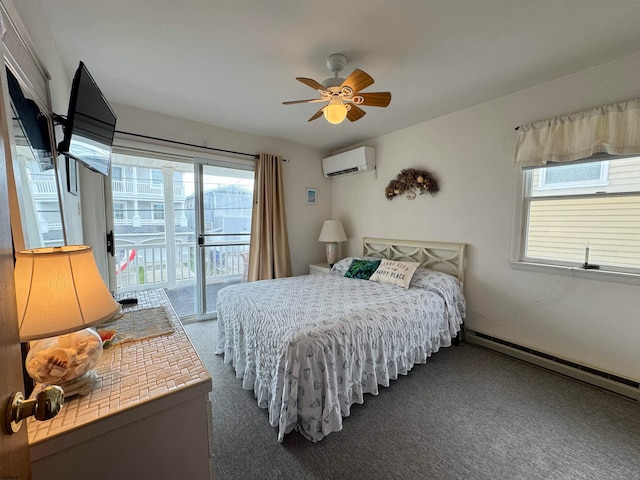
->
[309,262,331,275]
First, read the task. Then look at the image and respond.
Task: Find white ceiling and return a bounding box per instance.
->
[38,0,640,153]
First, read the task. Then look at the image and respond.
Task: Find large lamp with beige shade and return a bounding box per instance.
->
[14,245,120,396]
[318,220,347,267]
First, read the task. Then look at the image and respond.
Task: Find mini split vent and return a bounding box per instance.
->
[322,146,375,178]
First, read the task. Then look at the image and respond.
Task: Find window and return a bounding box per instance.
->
[521,155,640,273]
[113,202,126,220]
[538,161,608,190]
[151,169,163,186]
[112,165,123,181]
[152,203,165,220]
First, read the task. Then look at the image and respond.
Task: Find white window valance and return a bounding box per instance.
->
[515,98,640,168]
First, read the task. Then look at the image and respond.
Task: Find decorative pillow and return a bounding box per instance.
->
[369,259,420,289]
[344,259,381,280]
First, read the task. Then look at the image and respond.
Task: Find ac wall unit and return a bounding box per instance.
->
[322,146,375,178]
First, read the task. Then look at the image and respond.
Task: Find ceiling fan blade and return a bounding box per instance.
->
[353,92,391,107]
[347,105,366,122]
[282,98,329,105]
[341,69,374,93]
[296,77,330,93]
[308,108,324,122]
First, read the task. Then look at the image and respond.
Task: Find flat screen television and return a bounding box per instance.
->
[58,61,116,176]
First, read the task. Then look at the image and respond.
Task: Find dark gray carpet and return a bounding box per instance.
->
[183,320,640,480]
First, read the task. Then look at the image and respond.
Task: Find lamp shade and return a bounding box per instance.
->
[318,220,347,243]
[14,245,120,341]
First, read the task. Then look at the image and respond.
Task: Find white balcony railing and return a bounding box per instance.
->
[115,241,248,292]
[30,179,58,199]
[28,179,186,199]
[113,218,188,226]
[112,180,185,198]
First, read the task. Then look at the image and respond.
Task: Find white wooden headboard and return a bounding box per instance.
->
[362,237,466,284]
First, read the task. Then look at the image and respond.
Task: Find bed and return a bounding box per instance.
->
[215,237,466,442]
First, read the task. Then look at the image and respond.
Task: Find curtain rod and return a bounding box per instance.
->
[115,129,261,159]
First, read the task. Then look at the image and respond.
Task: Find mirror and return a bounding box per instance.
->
[7,67,64,248]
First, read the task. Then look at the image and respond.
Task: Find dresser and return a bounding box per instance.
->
[27,289,213,480]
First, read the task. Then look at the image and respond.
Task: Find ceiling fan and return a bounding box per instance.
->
[283,54,391,124]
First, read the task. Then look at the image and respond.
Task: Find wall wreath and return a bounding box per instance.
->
[385,168,439,200]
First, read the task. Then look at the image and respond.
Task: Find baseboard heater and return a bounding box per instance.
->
[464,330,640,402]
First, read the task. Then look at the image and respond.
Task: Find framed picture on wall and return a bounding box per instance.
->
[66,157,78,196]
[306,188,317,205]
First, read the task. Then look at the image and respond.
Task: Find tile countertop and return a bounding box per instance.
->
[27,289,212,454]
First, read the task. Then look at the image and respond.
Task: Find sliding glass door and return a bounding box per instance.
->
[107,152,253,320]
[193,160,254,319]
[108,153,191,281]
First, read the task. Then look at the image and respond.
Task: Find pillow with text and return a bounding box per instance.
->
[369,259,420,289]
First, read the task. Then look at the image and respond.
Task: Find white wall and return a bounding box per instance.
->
[332,52,640,381]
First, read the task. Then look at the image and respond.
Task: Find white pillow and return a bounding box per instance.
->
[369,259,420,289]
[331,256,380,275]
[410,269,466,323]
[330,257,358,274]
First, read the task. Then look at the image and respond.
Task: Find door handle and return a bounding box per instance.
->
[106,230,115,256]
[4,385,64,434]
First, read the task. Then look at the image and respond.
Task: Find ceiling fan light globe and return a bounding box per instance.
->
[324,102,348,124]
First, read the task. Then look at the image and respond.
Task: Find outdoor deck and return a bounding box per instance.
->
[163,278,242,319]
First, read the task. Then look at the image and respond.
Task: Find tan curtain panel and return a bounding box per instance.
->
[247,153,292,281]
[515,98,640,168]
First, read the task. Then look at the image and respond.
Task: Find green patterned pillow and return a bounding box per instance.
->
[344,259,381,280]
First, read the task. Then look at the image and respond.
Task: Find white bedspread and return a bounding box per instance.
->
[216,271,464,442]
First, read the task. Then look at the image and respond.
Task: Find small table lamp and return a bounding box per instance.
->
[14,245,120,396]
[318,220,347,267]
